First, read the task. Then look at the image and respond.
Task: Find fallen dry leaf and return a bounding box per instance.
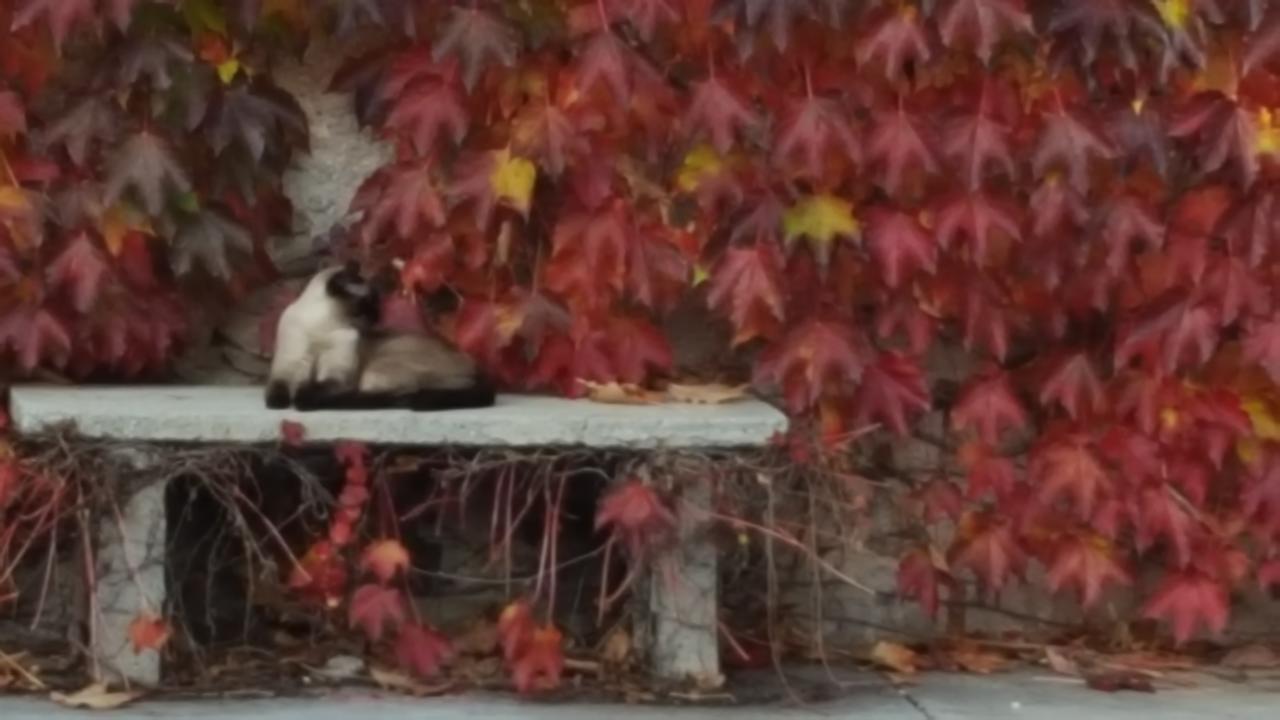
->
[577,380,664,405]
[452,619,499,656]
[949,643,1009,674]
[50,683,143,710]
[664,382,749,404]
[869,640,919,674]
[369,665,454,696]
[308,654,365,681]
[1221,644,1279,669]
[1085,670,1155,693]
[600,627,632,666]
[1045,646,1081,676]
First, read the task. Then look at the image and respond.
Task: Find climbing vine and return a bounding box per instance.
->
[6,0,1280,689]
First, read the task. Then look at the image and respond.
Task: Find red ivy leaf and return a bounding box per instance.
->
[595,479,676,557]
[1170,94,1260,189]
[684,76,756,152]
[937,0,1033,64]
[1134,484,1196,568]
[279,419,305,447]
[1039,353,1106,420]
[11,0,94,53]
[1141,572,1230,645]
[867,104,939,198]
[772,96,861,180]
[851,351,930,436]
[45,232,109,314]
[934,191,1022,264]
[1029,435,1110,517]
[385,80,468,155]
[287,541,348,606]
[1099,194,1165,275]
[576,32,632,102]
[395,623,455,679]
[951,369,1027,445]
[1031,106,1116,194]
[942,82,1018,190]
[865,206,936,288]
[432,7,517,91]
[0,306,72,372]
[352,161,446,244]
[0,90,25,137]
[898,548,948,617]
[103,131,191,216]
[856,5,932,85]
[754,319,869,414]
[949,511,1024,592]
[958,440,1018,500]
[1045,533,1131,609]
[706,243,786,346]
[348,583,406,642]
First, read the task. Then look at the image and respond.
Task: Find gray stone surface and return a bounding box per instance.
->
[2,669,1277,719]
[89,450,166,687]
[904,671,1277,720]
[274,32,393,272]
[649,476,720,686]
[10,385,787,449]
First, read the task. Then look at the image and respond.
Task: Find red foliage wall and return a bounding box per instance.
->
[5,0,1280,644]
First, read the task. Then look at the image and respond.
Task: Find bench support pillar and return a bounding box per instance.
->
[86,449,166,687]
[646,474,722,687]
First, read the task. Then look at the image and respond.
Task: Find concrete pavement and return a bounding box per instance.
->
[0,670,1276,719]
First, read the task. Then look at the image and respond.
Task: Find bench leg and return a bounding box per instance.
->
[647,475,722,687]
[88,450,166,687]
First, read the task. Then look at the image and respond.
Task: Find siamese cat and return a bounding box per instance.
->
[264,262,495,411]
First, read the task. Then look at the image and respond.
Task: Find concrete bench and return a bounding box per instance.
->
[9,385,787,689]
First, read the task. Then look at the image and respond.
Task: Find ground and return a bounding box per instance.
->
[2,666,1278,719]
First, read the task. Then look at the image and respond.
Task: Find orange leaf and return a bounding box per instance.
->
[288,541,348,608]
[869,640,918,674]
[361,539,411,584]
[497,599,535,662]
[128,613,171,653]
[510,626,564,694]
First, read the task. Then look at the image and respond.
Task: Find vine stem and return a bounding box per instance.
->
[704,509,876,595]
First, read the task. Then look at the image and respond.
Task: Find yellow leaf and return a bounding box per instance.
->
[1257,109,1280,157]
[489,149,537,216]
[99,203,154,256]
[1153,0,1190,29]
[691,263,710,287]
[216,58,241,84]
[0,185,30,214]
[675,144,722,193]
[783,194,860,247]
[1243,396,1280,441]
[1237,437,1262,466]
